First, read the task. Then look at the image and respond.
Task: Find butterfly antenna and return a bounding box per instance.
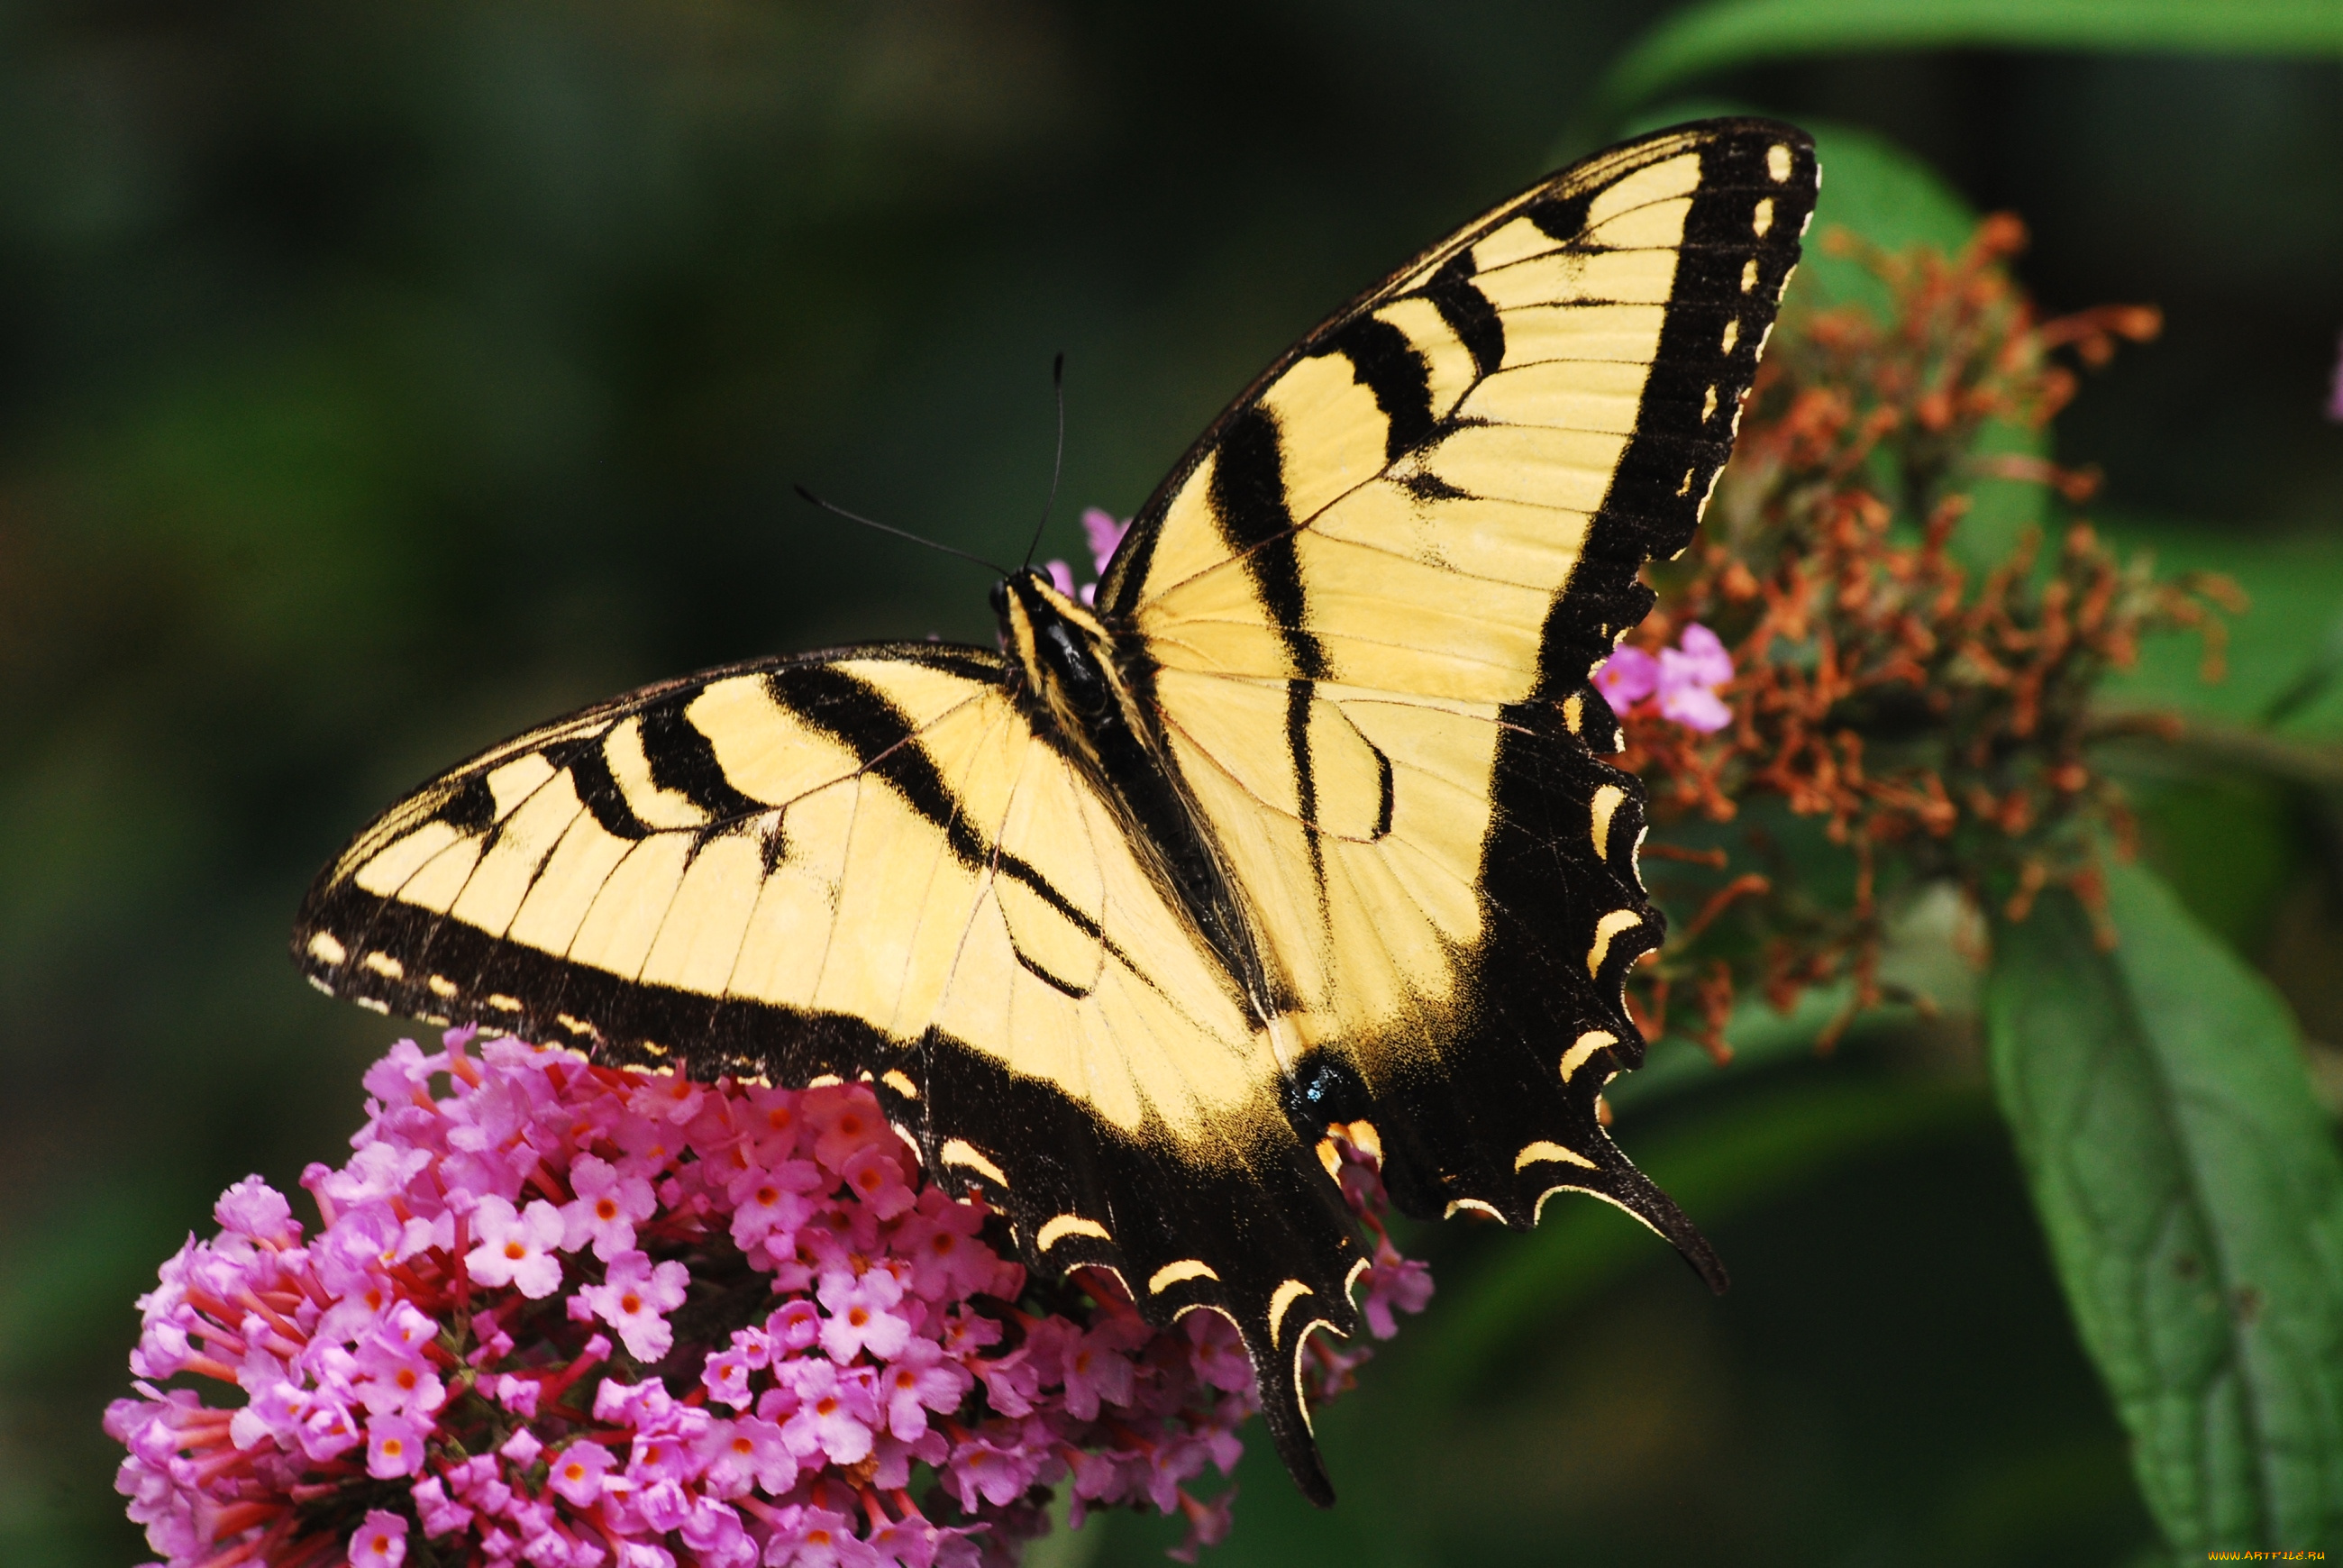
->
[793,486,1012,577]
[1020,351,1067,571]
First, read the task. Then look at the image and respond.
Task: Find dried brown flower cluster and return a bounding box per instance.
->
[1610,215,2241,1060]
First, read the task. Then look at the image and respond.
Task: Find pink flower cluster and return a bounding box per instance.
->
[1041,508,1130,606]
[108,1030,1429,1568]
[1593,623,1737,734]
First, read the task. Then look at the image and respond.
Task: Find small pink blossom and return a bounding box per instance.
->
[1081,506,1130,576]
[839,1141,916,1221]
[1596,622,1737,734]
[700,1416,797,1498]
[349,1508,408,1568]
[215,1174,300,1244]
[878,1337,971,1440]
[1657,622,1736,732]
[366,1411,429,1479]
[817,1269,913,1363]
[780,1360,877,1465]
[580,1250,690,1363]
[780,1508,877,1568]
[1592,643,1659,707]
[353,1334,447,1418]
[803,1085,887,1171]
[944,1436,1044,1511]
[563,1153,657,1261]
[701,1346,757,1409]
[1360,1242,1436,1339]
[546,1440,613,1507]
[411,1474,473,1537]
[725,1158,820,1254]
[463,1195,566,1298]
[1044,506,1133,608]
[1055,1317,1147,1421]
[489,1372,541,1415]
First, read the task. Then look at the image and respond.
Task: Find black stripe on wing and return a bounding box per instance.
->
[1208,410,1330,683]
[1534,126,1817,697]
[1423,251,1505,378]
[767,664,1111,951]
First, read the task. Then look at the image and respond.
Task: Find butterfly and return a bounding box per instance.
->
[294,118,1818,1503]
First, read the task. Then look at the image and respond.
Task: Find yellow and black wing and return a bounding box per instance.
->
[1097,117,1818,1315]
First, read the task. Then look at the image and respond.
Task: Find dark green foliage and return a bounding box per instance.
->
[1988,864,2343,1551]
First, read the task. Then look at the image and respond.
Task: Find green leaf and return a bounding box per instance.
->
[1594,0,2343,123]
[1984,859,2343,1552]
[2095,512,2343,736]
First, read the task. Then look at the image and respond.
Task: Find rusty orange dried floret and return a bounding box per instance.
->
[1607,215,2241,1061]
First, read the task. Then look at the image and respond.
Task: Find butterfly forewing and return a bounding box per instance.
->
[1103,118,1815,1250]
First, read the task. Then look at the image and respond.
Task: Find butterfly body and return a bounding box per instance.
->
[998,569,1288,1035]
[296,119,1819,1504]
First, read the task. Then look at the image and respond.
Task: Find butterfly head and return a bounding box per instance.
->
[994,567,1122,729]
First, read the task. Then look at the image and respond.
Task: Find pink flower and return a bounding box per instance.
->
[1594,623,1737,734]
[349,1508,408,1568]
[489,1372,540,1415]
[1056,1317,1146,1421]
[1657,623,1736,732]
[839,1142,916,1221]
[877,1337,971,1440]
[894,1192,992,1299]
[725,1159,820,1254]
[366,1411,428,1479]
[463,1195,566,1298]
[803,1085,887,1171]
[1182,1309,1255,1394]
[581,1249,690,1363]
[109,1032,1427,1568]
[701,1345,757,1409]
[1081,506,1130,576]
[944,1436,1044,1511]
[779,1360,877,1465]
[353,1333,447,1418]
[816,1269,912,1363]
[700,1416,797,1498]
[1043,506,1134,608]
[1592,643,1659,707]
[563,1153,657,1261]
[778,1508,879,1568]
[214,1175,300,1244]
[411,1474,473,1537]
[547,1438,612,1506]
[1360,1242,1436,1339]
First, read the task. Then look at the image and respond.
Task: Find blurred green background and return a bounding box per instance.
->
[4,4,2339,1564]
